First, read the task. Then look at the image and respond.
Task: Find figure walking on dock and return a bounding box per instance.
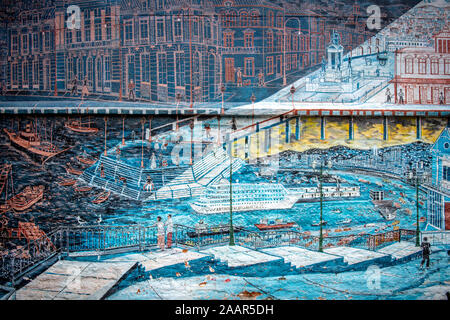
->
[165,214,173,249]
[156,216,165,251]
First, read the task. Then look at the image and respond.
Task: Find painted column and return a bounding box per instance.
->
[320,116,326,140]
[349,116,354,140]
[295,116,300,140]
[383,116,388,141]
[244,136,249,160]
[285,119,290,143]
[416,116,422,140]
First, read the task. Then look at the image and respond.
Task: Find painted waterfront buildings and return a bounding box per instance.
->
[391,25,450,104]
[5,0,371,103]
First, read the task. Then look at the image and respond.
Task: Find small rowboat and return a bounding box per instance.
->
[76,155,97,166]
[66,164,83,176]
[92,191,111,204]
[74,186,92,192]
[58,178,77,186]
[8,185,44,211]
[255,222,296,231]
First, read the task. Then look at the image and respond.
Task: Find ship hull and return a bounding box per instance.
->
[3,129,58,158]
[65,123,99,134]
[190,196,298,214]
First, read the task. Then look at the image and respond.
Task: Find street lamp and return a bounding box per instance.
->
[229,125,236,246]
[176,92,182,131]
[140,117,145,168]
[217,115,221,145]
[104,117,108,156]
[312,158,332,252]
[189,120,195,166]
[250,93,256,126]
[220,84,226,115]
[121,116,125,145]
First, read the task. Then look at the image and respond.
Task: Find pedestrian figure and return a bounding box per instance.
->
[131,130,136,142]
[236,68,243,87]
[165,214,173,249]
[81,77,89,100]
[398,88,405,104]
[143,176,154,191]
[128,79,135,101]
[231,116,237,131]
[439,92,445,105]
[155,216,165,251]
[386,88,392,103]
[71,76,78,95]
[116,146,121,160]
[257,69,265,87]
[420,237,431,268]
[204,122,211,140]
[100,163,105,178]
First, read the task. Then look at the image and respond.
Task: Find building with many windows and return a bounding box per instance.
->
[391,25,450,104]
[5,0,376,102]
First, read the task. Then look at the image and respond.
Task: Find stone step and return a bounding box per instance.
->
[260,246,346,272]
[376,242,422,263]
[15,260,137,300]
[324,246,391,270]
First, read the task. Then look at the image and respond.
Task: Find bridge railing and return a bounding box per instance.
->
[421,230,450,247]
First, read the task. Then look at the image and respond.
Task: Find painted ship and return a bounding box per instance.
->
[190,183,298,214]
[65,120,99,134]
[3,124,63,162]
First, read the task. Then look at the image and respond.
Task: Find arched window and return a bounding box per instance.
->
[267,11,274,27]
[251,10,259,26]
[431,58,439,75]
[240,11,248,27]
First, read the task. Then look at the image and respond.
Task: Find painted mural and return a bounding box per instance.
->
[0,0,449,303]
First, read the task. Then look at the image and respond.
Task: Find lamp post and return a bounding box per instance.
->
[312,158,332,252]
[140,117,145,168]
[104,117,108,156]
[121,116,125,145]
[250,93,256,126]
[217,115,221,145]
[189,120,194,166]
[220,84,225,115]
[229,128,235,246]
[175,92,182,131]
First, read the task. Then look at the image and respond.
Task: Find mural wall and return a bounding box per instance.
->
[0,0,449,301]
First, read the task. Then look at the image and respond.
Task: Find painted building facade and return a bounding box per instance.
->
[392,25,450,105]
[5,0,373,102]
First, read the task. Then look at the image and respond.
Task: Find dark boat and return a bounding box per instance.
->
[255,219,296,231]
[92,190,111,204]
[187,225,243,238]
[311,220,327,227]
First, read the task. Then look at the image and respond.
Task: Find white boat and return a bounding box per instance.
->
[337,218,352,225]
[190,182,299,214]
[332,208,342,214]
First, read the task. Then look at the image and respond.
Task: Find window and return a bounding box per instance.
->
[65,30,72,44]
[105,18,111,40]
[267,11,274,27]
[22,61,28,86]
[192,17,199,38]
[286,33,291,51]
[205,19,211,39]
[76,30,81,42]
[156,18,165,42]
[240,11,248,27]
[140,19,148,40]
[267,31,273,52]
[12,62,18,85]
[445,59,450,75]
[157,52,167,85]
[405,57,413,74]
[95,21,102,41]
[104,56,111,89]
[292,54,297,69]
[266,56,274,75]
[224,32,233,47]
[418,57,426,74]
[22,34,28,54]
[251,11,259,26]
[124,20,133,41]
[33,60,39,86]
[141,54,150,83]
[431,58,439,75]
[33,33,39,51]
[244,57,254,76]
[84,11,91,42]
[175,52,185,87]
[244,32,253,48]
[286,55,291,71]
[174,16,182,39]
[277,34,283,52]
[444,166,450,181]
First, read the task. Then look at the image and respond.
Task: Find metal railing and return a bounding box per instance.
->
[421,230,450,247]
